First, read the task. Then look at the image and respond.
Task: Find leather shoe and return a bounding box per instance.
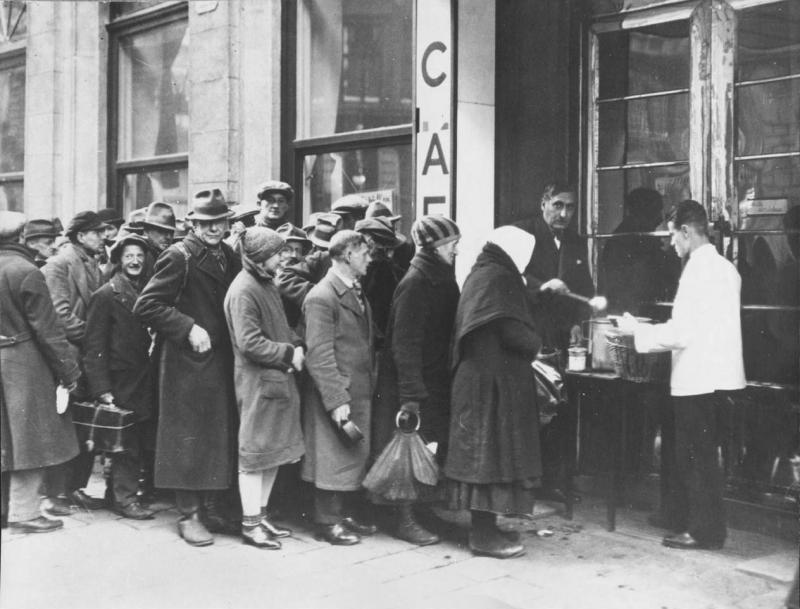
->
[662,531,723,550]
[68,489,106,511]
[469,529,526,559]
[260,518,291,538]
[9,516,64,534]
[394,506,440,546]
[341,516,377,536]
[178,513,214,547]
[242,525,281,550]
[43,496,76,516]
[316,523,360,546]
[114,501,155,520]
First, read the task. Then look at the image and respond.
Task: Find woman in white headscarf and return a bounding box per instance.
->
[445,226,542,559]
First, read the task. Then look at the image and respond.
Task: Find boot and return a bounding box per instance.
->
[468,510,525,559]
[394,504,440,546]
[202,493,239,535]
[177,512,213,547]
[242,515,281,550]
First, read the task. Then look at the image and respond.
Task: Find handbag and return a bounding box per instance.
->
[71,400,136,453]
[532,358,566,426]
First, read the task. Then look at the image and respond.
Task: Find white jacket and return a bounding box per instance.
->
[634,243,746,396]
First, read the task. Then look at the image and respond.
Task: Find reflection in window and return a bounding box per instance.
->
[298,0,412,138]
[122,167,188,219]
[0,52,24,212]
[301,144,412,233]
[0,181,23,212]
[117,19,189,160]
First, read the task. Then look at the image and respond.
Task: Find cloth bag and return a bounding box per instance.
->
[363,412,439,502]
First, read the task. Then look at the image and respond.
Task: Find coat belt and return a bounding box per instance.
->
[0,331,32,348]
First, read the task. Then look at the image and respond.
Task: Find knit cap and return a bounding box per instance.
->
[240,226,285,262]
[411,215,460,248]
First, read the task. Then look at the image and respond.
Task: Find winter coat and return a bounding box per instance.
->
[514,214,593,350]
[301,269,375,491]
[0,243,80,472]
[42,242,105,345]
[373,248,459,457]
[277,250,331,310]
[444,243,542,485]
[361,256,404,346]
[133,233,241,490]
[224,269,305,472]
[82,272,155,420]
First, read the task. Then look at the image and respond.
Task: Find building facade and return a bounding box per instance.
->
[1,0,797,521]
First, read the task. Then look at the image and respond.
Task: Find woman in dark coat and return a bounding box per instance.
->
[224,227,305,549]
[445,225,542,559]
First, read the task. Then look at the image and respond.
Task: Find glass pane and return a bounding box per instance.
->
[121,166,188,219]
[0,60,25,173]
[736,156,800,207]
[736,79,800,157]
[301,143,412,233]
[117,19,189,160]
[741,309,799,384]
[298,0,413,138]
[598,94,689,166]
[597,166,690,235]
[598,21,690,99]
[737,1,800,82]
[2,1,27,42]
[0,180,23,212]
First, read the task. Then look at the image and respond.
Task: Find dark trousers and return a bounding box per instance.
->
[175,490,203,517]
[672,393,726,545]
[108,425,144,507]
[313,488,369,525]
[44,451,95,497]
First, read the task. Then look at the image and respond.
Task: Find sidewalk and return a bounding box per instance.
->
[1,475,796,609]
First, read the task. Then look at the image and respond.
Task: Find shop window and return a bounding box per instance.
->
[108,2,189,218]
[0,50,24,212]
[588,0,799,384]
[294,0,413,232]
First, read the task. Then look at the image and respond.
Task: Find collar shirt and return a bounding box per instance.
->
[332,266,355,289]
[633,243,746,396]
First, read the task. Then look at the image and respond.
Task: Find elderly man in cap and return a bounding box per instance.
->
[42,210,111,513]
[0,212,81,533]
[302,230,376,546]
[138,201,177,280]
[83,233,157,520]
[23,218,59,267]
[256,180,294,230]
[134,188,242,546]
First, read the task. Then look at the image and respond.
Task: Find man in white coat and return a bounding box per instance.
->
[618,199,745,550]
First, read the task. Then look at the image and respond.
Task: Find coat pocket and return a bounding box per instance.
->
[259,369,291,399]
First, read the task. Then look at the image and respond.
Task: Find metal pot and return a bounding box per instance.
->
[582,317,616,370]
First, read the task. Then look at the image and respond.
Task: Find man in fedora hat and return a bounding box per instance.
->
[83,233,156,520]
[134,188,242,546]
[256,180,294,230]
[0,212,81,534]
[42,210,111,513]
[23,218,59,267]
[365,201,414,272]
[139,201,177,280]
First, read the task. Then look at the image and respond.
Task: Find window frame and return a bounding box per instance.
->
[0,47,25,211]
[106,1,189,216]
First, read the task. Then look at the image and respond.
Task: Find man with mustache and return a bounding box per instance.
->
[83,234,156,520]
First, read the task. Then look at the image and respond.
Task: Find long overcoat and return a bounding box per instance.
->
[0,243,80,472]
[301,269,375,491]
[373,248,459,458]
[133,233,241,490]
[82,272,155,420]
[224,269,305,472]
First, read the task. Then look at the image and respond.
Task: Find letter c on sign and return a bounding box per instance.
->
[422,41,447,87]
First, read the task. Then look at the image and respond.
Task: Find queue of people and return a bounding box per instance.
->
[0,180,743,560]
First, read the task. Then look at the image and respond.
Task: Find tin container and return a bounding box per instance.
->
[567,346,587,371]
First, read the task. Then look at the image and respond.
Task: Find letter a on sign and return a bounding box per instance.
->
[422,133,449,175]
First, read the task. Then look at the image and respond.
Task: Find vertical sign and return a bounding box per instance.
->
[416,0,453,219]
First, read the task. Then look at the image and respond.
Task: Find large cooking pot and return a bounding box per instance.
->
[582,316,652,370]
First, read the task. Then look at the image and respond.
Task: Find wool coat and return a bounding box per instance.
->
[0,243,80,472]
[444,243,542,485]
[133,233,241,490]
[277,249,331,310]
[373,249,459,457]
[82,272,155,420]
[301,269,375,491]
[42,243,105,345]
[514,215,593,350]
[224,269,305,472]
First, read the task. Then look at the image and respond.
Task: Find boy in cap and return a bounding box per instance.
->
[256,180,294,230]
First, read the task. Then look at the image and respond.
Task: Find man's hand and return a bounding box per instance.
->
[615,312,639,335]
[291,346,305,372]
[331,404,351,425]
[569,324,582,346]
[188,324,211,353]
[540,278,569,294]
[98,392,115,404]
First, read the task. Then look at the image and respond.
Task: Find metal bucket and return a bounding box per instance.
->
[582,318,616,370]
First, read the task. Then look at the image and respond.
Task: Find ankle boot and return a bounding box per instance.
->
[394,504,440,546]
[468,510,525,559]
[178,512,213,547]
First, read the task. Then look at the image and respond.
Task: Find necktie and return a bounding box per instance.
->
[209,247,227,274]
[352,281,365,313]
